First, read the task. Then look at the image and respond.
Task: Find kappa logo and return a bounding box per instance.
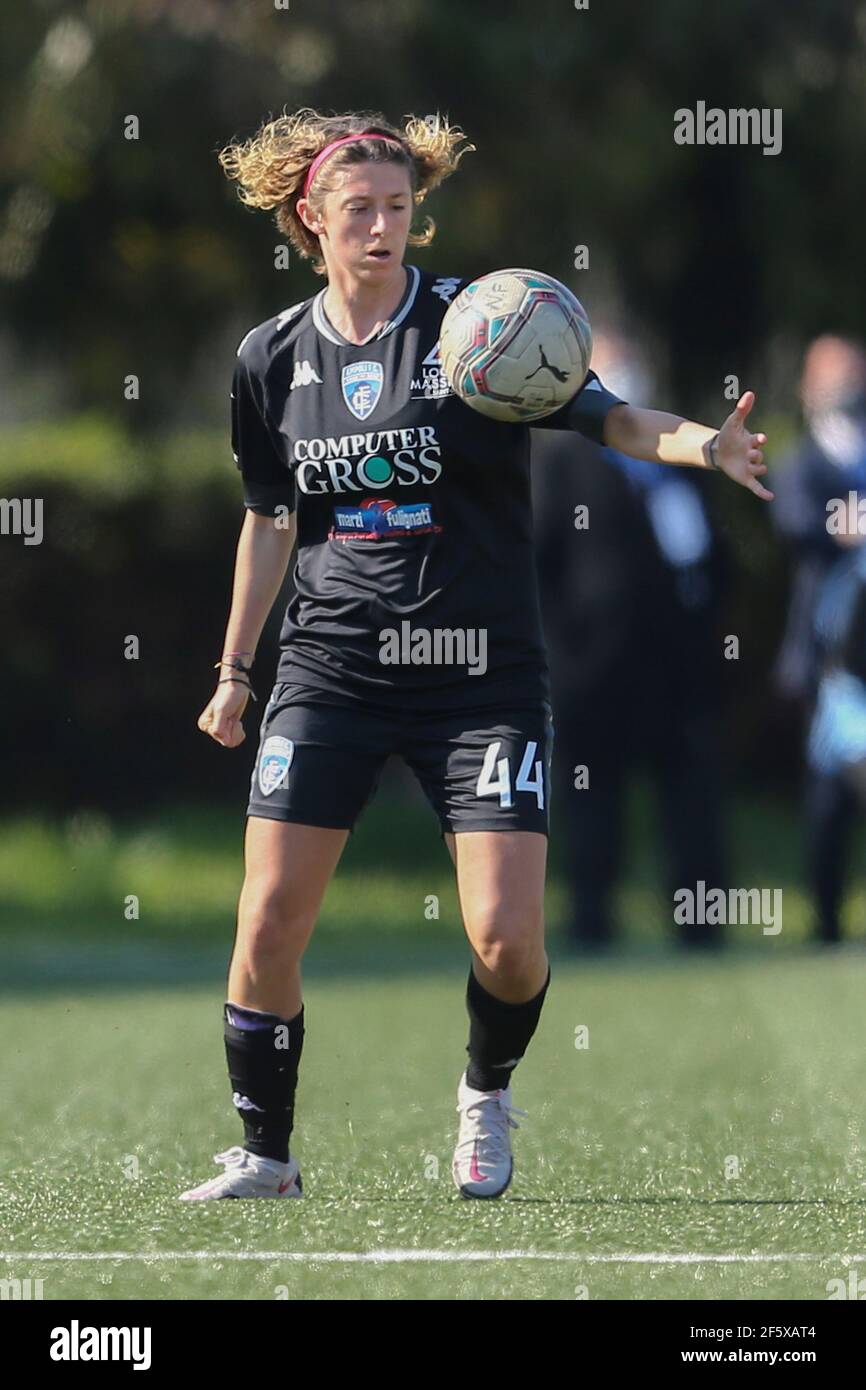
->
[290,360,322,391]
[276,300,308,331]
[258,736,294,797]
[232,1093,266,1113]
[235,299,306,357]
[342,360,384,421]
[431,276,462,304]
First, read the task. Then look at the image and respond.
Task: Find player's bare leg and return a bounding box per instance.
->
[446,829,548,998]
[445,830,550,1197]
[181,819,348,1200]
[228,818,349,1018]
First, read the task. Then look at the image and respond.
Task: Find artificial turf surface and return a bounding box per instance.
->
[3,938,866,1300]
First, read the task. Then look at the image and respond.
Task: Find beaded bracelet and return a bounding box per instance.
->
[215,657,253,676]
[217,676,258,702]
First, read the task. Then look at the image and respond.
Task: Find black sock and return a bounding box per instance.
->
[223,1002,305,1164]
[465,963,551,1092]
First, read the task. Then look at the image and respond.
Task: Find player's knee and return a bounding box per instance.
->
[471,928,542,982]
[237,891,313,968]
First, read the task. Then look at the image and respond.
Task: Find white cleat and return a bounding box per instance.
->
[451,1071,527,1199]
[179,1145,303,1200]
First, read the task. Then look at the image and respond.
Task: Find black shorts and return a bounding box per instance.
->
[247,681,554,836]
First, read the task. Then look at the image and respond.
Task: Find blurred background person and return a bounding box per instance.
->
[773,336,866,942]
[532,331,731,950]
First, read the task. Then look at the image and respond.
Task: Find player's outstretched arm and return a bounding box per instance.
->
[197,510,297,748]
[602,390,773,501]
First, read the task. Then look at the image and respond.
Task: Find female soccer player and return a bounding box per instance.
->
[180,108,771,1201]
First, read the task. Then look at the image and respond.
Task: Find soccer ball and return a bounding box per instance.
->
[439,268,592,423]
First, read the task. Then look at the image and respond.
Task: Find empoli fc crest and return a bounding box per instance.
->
[342,361,384,421]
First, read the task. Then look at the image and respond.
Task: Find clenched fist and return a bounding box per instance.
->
[197,680,251,748]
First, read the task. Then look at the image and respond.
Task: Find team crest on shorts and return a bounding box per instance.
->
[258,736,294,797]
[342,361,383,421]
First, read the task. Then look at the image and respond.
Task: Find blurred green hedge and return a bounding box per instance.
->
[0,415,228,495]
[0,418,286,814]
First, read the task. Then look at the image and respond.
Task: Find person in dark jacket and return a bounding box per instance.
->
[532,333,731,949]
[773,335,866,942]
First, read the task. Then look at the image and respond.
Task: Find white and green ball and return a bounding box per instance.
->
[439,268,592,423]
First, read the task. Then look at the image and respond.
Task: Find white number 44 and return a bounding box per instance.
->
[476,740,545,809]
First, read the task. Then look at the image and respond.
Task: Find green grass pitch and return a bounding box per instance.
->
[2,791,866,1300]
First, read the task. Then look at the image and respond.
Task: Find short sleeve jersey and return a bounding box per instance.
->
[231,264,625,709]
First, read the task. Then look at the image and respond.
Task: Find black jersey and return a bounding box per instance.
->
[231,264,625,709]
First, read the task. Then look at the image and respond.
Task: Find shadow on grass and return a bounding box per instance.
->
[2,785,865,995]
[3,931,861,998]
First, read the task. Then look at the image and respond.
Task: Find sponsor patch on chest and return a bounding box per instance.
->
[410,341,453,400]
[328,497,443,541]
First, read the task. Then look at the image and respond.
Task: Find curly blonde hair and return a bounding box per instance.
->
[219,107,475,277]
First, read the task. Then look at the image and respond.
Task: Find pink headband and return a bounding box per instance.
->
[302,132,402,200]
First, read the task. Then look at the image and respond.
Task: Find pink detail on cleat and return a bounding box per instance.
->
[469,1141,486,1184]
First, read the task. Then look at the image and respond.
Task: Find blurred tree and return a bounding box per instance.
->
[0,0,863,429]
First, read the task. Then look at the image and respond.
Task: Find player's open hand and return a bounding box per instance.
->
[197,680,250,748]
[715,391,773,500]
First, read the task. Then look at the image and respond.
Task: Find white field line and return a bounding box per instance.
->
[1,1250,864,1265]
